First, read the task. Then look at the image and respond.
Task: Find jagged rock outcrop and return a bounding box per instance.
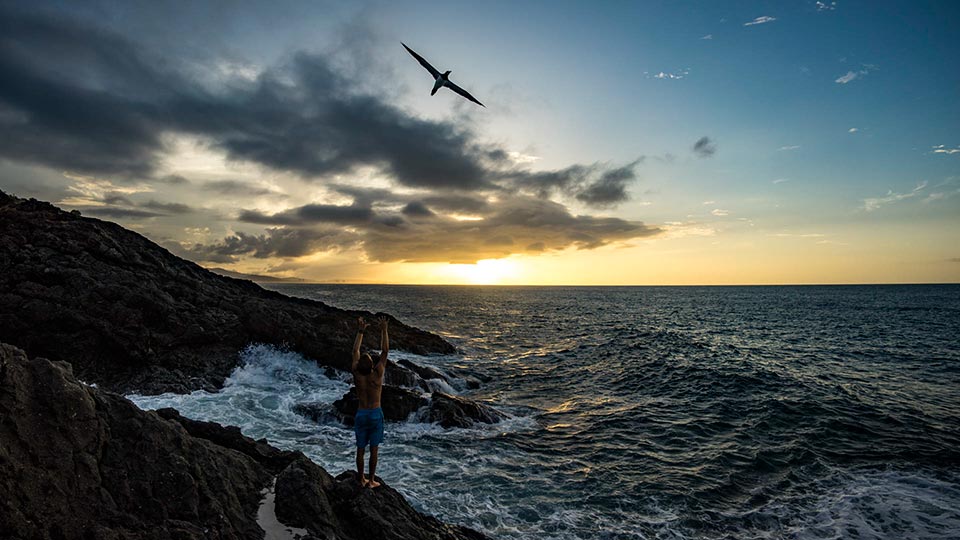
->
[0,343,488,540]
[332,385,429,425]
[324,386,506,429]
[426,392,507,429]
[273,457,487,540]
[0,191,454,394]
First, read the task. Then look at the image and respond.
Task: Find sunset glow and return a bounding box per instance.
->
[0,2,956,285]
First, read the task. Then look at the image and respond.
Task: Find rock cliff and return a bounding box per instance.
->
[0,191,454,395]
[0,343,487,540]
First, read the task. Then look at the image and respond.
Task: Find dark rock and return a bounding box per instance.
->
[275,460,487,540]
[0,191,454,394]
[332,385,428,425]
[0,342,269,539]
[398,358,452,385]
[274,456,340,538]
[0,342,489,540]
[326,472,489,540]
[156,407,298,474]
[292,401,340,424]
[427,392,507,429]
[384,362,421,388]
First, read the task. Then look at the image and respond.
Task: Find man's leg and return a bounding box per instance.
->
[367,446,380,488]
[356,447,367,486]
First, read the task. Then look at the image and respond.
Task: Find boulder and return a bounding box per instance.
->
[427,392,507,429]
[272,456,487,540]
[398,358,452,384]
[332,385,428,425]
[0,191,455,394]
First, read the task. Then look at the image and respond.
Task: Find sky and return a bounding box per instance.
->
[1,0,958,285]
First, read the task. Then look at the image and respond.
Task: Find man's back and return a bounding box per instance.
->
[354,365,384,409]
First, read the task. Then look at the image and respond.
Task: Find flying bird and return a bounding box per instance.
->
[402,43,484,107]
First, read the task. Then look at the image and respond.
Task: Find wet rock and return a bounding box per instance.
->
[427,392,507,429]
[326,472,489,540]
[0,191,455,395]
[398,358,451,383]
[156,407,298,474]
[0,342,269,539]
[292,401,340,424]
[384,362,421,388]
[332,385,428,425]
[0,342,489,540]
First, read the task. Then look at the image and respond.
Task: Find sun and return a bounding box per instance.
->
[444,258,519,285]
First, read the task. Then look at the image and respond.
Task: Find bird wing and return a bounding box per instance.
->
[401,43,440,79]
[444,79,485,107]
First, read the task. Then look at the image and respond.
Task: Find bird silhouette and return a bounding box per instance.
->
[402,43,484,107]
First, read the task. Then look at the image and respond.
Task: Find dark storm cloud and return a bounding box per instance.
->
[201,180,283,197]
[158,174,190,185]
[692,136,717,158]
[575,162,639,207]
[84,207,166,219]
[170,227,359,263]
[239,203,374,225]
[102,193,135,206]
[141,200,192,214]
[401,202,434,217]
[183,196,658,264]
[0,6,640,204]
[1,6,665,266]
[358,196,659,263]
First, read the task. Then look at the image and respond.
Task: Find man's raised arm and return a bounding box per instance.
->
[378,315,389,367]
[352,317,368,371]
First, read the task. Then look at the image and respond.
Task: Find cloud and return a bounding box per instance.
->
[141,200,192,214]
[948,258,960,263]
[862,181,927,211]
[778,145,801,151]
[835,65,876,84]
[0,6,644,210]
[401,201,435,217]
[701,34,713,40]
[848,128,859,133]
[744,16,777,26]
[574,162,640,207]
[816,1,837,11]
[185,196,659,264]
[0,5,664,266]
[711,209,729,216]
[201,180,285,197]
[692,136,717,158]
[84,207,166,219]
[171,227,359,263]
[648,69,690,80]
[772,178,790,184]
[932,145,960,155]
[239,203,375,226]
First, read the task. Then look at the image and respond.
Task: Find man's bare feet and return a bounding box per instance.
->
[366,478,381,489]
[358,474,368,487]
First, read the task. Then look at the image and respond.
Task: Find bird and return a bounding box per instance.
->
[402,42,484,107]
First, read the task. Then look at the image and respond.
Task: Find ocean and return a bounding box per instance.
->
[128,284,960,539]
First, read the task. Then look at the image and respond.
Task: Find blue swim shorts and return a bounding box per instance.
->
[354,407,384,448]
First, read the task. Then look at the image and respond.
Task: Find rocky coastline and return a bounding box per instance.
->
[0,191,499,539]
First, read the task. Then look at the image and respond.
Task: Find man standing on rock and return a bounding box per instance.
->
[352,316,388,488]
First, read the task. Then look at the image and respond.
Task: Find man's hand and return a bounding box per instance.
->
[377,315,388,328]
[358,317,369,332]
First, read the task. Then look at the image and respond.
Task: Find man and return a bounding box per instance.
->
[351,315,389,488]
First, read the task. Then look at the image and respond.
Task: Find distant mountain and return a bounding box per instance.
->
[207,267,306,283]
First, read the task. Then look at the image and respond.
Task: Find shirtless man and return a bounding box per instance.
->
[351,315,389,488]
